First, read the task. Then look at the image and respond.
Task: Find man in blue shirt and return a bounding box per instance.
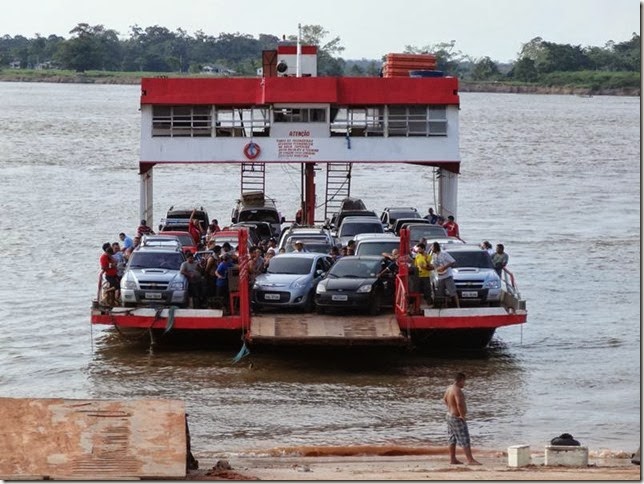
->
[119,232,133,251]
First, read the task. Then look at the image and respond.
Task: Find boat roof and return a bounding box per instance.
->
[140,76,459,106]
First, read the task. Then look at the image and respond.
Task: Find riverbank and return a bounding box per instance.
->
[0,71,639,96]
[187,447,640,480]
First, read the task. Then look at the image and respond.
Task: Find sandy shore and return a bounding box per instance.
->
[188,447,641,480]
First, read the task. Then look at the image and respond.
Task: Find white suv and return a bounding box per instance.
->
[120,246,189,308]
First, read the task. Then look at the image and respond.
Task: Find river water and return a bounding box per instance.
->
[0,82,639,459]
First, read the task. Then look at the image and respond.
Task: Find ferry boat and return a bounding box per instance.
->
[90,41,527,350]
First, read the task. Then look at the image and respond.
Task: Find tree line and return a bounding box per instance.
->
[0,23,639,87]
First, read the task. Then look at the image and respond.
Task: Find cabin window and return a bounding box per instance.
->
[273,108,326,123]
[152,105,212,137]
[387,105,447,136]
[215,107,271,137]
[330,107,384,137]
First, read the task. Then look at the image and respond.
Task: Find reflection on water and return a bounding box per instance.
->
[89,328,526,453]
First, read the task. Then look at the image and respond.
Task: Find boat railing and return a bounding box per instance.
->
[96,270,104,302]
[394,274,409,315]
[501,267,521,300]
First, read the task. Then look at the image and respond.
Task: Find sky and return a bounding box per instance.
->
[1,0,640,62]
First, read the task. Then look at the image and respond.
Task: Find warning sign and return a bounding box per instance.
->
[277,138,319,160]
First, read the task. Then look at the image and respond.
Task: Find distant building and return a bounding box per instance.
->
[202,64,236,76]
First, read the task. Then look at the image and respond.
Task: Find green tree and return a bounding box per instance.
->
[510,57,538,82]
[287,24,345,76]
[471,56,500,80]
[404,40,467,76]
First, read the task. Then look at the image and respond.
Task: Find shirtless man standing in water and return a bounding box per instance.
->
[443,372,481,465]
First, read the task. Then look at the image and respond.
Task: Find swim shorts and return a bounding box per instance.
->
[447,413,471,447]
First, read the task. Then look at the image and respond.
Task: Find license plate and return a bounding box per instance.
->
[462,291,478,298]
[332,294,348,301]
[264,293,280,300]
[145,292,162,299]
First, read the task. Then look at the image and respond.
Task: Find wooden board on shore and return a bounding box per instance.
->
[0,397,187,480]
[250,313,407,346]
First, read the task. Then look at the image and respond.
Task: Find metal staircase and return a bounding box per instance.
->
[241,162,266,195]
[324,162,352,220]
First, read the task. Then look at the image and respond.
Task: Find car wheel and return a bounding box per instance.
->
[316,304,326,315]
[369,291,382,316]
[303,291,315,312]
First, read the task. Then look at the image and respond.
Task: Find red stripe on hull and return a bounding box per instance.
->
[91,312,244,331]
[399,313,527,330]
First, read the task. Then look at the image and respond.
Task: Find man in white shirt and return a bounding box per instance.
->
[431,242,459,308]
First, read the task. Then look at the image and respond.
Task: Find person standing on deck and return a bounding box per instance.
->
[424,207,438,224]
[443,215,460,239]
[413,243,433,307]
[136,219,155,237]
[119,232,133,252]
[215,254,233,310]
[189,209,205,245]
[443,372,481,465]
[491,243,509,276]
[431,241,459,308]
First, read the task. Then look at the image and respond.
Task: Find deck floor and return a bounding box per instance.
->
[250,313,407,346]
[0,397,187,480]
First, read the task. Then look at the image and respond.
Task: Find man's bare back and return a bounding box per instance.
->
[443,383,467,419]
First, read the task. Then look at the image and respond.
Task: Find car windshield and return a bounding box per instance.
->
[389,210,419,221]
[356,240,400,256]
[169,234,194,246]
[447,251,494,269]
[239,209,280,224]
[285,240,332,253]
[339,222,384,237]
[329,259,381,278]
[128,252,184,270]
[267,257,314,275]
[410,226,448,240]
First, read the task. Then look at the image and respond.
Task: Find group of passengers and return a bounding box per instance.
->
[100,206,509,312]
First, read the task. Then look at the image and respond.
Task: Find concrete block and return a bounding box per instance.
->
[545,445,589,466]
[508,444,531,467]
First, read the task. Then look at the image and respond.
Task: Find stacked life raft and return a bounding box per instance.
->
[382,53,438,77]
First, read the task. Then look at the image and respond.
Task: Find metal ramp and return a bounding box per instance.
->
[241,162,266,195]
[324,162,353,220]
[250,313,408,346]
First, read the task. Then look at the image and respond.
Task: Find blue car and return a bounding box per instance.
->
[252,253,334,312]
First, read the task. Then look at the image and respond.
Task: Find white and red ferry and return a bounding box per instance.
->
[90,42,527,350]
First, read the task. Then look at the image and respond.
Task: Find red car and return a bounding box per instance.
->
[157,230,199,255]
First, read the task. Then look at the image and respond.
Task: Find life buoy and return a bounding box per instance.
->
[243,142,261,160]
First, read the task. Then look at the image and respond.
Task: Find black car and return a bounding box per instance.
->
[314,255,396,315]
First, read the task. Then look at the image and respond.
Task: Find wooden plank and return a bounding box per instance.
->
[250,314,406,345]
[0,398,187,480]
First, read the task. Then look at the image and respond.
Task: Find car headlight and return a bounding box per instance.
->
[484,279,501,289]
[316,284,327,294]
[169,280,185,290]
[121,279,137,290]
[357,284,372,293]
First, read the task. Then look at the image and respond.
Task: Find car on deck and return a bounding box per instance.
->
[315,255,396,315]
[380,206,421,232]
[436,245,502,306]
[120,246,188,308]
[252,253,334,312]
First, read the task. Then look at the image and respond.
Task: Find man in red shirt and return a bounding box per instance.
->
[136,219,155,237]
[188,209,204,245]
[443,215,461,239]
[100,242,119,305]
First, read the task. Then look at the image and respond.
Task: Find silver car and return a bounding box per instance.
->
[120,246,189,307]
[252,253,334,311]
[435,245,502,305]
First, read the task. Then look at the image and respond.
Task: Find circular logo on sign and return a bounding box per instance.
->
[243,142,261,160]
